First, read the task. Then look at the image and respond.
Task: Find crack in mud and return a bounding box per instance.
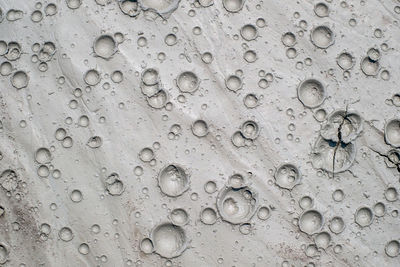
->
[332,105,349,178]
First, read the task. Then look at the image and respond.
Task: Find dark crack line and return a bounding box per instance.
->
[369,147,400,174]
[332,105,349,178]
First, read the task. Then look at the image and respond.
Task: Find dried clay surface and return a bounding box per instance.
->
[0,0,400,266]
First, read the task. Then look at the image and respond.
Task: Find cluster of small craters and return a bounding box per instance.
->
[0,40,29,89]
[31,41,56,72]
[0,0,400,266]
[140,68,169,109]
[231,120,261,147]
